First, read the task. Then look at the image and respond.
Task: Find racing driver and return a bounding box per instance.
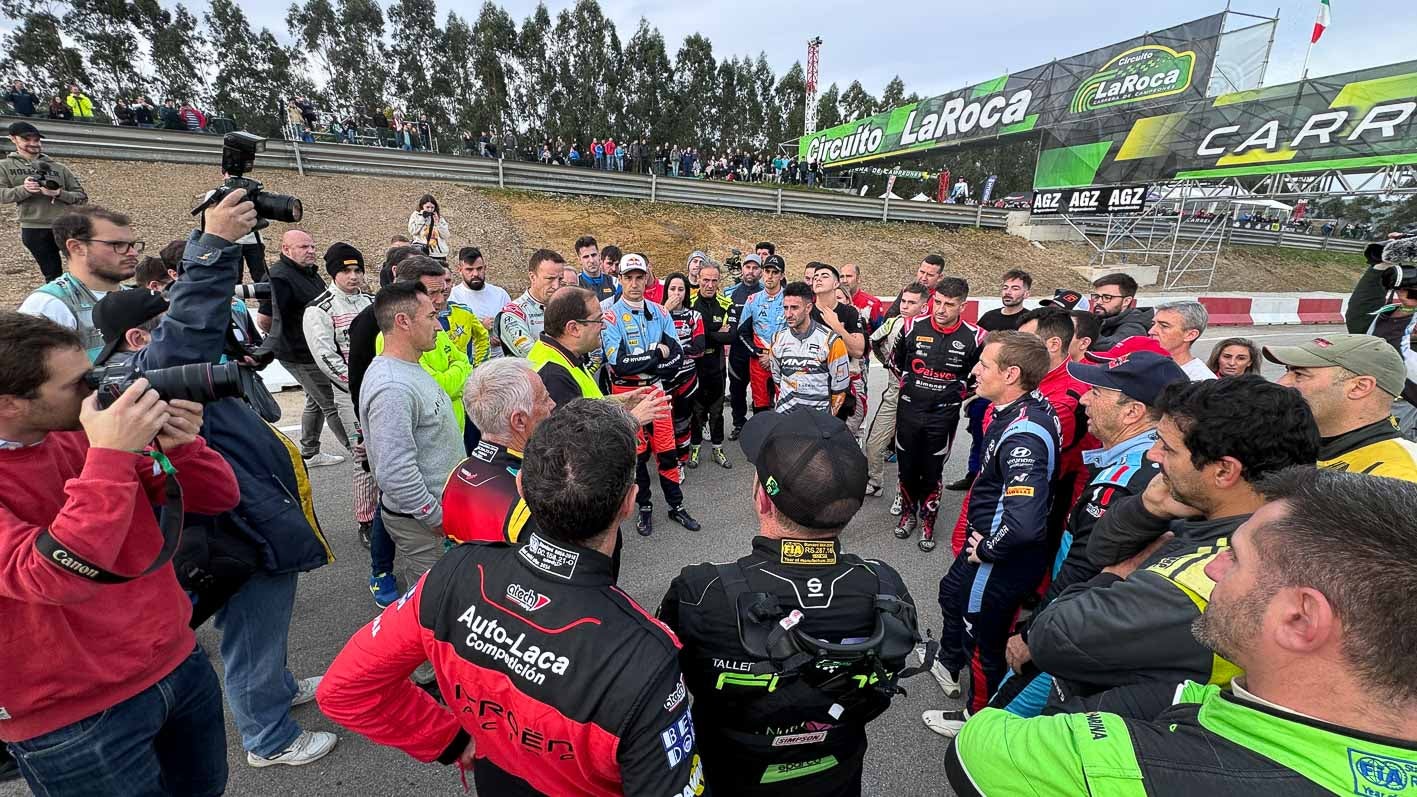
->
[317,400,707,796]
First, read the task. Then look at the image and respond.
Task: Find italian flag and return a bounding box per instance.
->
[1311,0,1331,44]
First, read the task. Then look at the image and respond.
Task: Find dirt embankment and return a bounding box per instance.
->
[0,157,1365,306]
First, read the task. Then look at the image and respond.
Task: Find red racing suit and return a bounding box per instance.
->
[317,534,708,796]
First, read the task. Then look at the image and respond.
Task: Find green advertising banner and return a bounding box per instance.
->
[1033,59,1417,189]
[799,14,1225,168]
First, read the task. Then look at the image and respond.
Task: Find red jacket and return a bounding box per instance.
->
[643,280,664,304]
[951,359,1096,556]
[852,290,885,331]
[0,433,239,741]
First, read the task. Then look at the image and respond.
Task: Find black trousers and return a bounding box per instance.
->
[21,227,62,282]
[240,243,268,283]
[728,350,750,429]
[692,365,726,445]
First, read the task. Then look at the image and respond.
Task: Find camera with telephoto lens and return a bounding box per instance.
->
[85,361,247,409]
[725,247,743,276]
[192,132,302,230]
[30,160,62,191]
[1379,234,1417,293]
[233,282,271,301]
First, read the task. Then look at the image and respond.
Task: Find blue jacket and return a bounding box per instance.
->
[131,231,333,575]
[967,391,1061,563]
[738,288,785,353]
[600,298,682,388]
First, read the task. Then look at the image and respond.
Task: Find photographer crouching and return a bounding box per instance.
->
[1348,235,1417,439]
[89,183,339,767]
[0,311,239,796]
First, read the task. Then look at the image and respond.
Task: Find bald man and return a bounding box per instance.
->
[266,230,351,467]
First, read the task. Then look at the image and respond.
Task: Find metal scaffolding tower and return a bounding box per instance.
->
[805,37,822,136]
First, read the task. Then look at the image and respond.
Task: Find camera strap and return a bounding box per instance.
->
[33,449,186,584]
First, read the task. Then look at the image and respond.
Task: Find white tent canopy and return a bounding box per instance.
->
[879,190,904,200]
[910,193,934,202]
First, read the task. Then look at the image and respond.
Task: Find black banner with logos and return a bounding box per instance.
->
[1031,184,1152,215]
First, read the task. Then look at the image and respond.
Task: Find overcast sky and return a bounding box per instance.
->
[230,0,1414,97]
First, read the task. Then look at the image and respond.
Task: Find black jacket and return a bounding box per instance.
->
[692,292,734,369]
[1092,306,1155,351]
[266,254,326,364]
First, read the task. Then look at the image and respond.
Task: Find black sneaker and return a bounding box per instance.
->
[728,425,743,441]
[668,506,701,531]
[0,748,18,783]
[946,473,976,491]
[918,536,937,552]
[358,521,372,549]
[637,507,654,537]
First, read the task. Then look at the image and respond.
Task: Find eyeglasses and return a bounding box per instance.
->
[81,238,145,254]
[573,316,605,326]
[1089,292,1123,303]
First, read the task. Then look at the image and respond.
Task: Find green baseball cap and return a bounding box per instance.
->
[1263,334,1407,397]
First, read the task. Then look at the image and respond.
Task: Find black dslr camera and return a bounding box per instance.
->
[30,160,62,191]
[85,361,247,409]
[193,132,303,230]
[724,247,743,277]
[1380,234,1417,293]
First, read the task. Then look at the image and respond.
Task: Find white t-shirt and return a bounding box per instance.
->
[1179,356,1216,381]
[450,282,512,321]
[18,288,110,329]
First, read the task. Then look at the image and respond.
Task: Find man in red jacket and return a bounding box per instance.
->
[0,311,240,797]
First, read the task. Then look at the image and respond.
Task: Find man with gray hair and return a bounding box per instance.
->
[442,358,556,545]
[1149,300,1215,380]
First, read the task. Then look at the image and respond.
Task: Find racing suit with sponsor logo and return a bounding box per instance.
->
[983,429,1159,718]
[725,281,764,429]
[440,439,536,545]
[812,302,868,433]
[318,535,707,796]
[305,287,378,523]
[601,297,687,509]
[738,287,786,413]
[946,681,1417,797]
[658,536,917,797]
[668,306,706,459]
[891,316,984,538]
[768,321,850,414]
[937,391,1060,713]
[495,291,546,358]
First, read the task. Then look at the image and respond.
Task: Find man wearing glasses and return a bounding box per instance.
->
[19,205,140,361]
[1088,272,1154,351]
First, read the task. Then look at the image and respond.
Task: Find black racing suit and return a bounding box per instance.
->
[659,537,918,797]
[725,280,763,430]
[318,534,707,796]
[891,316,984,538]
[692,292,734,446]
[937,391,1060,713]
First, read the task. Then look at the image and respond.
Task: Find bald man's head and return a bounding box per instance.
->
[281,229,316,266]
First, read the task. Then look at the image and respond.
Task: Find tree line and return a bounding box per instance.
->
[0,0,925,154]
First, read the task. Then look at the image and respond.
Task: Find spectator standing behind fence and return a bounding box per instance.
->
[2,121,89,283]
[406,194,450,261]
[133,97,154,128]
[5,80,38,116]
[178,100,207,132]
[64,84,92,119]
[158,98,183,130]
[47,96,70,120]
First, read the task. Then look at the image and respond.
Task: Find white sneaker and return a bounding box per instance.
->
[303,452,345,468]
[889,494,904,516]
[930,659,962,699]
[922,709,971,738]
[291,676,322,707]
[247,731,338,767]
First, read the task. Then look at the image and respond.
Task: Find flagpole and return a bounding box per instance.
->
[1300,38,1314,81]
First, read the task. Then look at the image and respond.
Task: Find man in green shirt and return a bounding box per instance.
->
[946,467,1417,796]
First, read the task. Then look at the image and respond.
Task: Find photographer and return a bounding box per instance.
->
[0,311,239,797]
[2,121,89,282]
[18,205,132,360]
[98,189,338,768]
[407,194,450,262]
[1347,236,1417,438]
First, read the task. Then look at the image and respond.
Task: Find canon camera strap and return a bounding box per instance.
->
[33,449,186,584]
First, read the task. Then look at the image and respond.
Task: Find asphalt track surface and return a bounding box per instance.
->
[2,324,1340,797]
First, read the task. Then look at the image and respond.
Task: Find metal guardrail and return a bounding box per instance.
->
[27,121,1012,229]
[1048,215,1370,254]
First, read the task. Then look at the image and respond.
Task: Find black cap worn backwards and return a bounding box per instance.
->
[92,288,167,364]
[740,407,867,530]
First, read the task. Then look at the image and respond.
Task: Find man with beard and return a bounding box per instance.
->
[951,269,1033,491]
[449,247,510,359]
[726,252,764,439]
[1023,376,1318,720]
[1089,273,1154,351]
[738,254,787,418]
[19,206,136,361]
[886,255,945,319]
[574,235,619,303]
[2,121,88,282]
[947,468,1417,796]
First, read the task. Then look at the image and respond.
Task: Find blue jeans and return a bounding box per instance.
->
[214,570,301,756]
[8,647,227,797]
[370,510,396,577]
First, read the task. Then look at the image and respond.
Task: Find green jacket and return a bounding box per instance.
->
[947,682,1417,796]
[0,153,87,228]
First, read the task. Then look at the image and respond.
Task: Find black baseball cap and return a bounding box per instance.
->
[740,407,867,530]
[93,288,168,364]
[762,254,786,273]
[1039,288,1090,311]
[7,121,42,138]
[1066,350,1187,407]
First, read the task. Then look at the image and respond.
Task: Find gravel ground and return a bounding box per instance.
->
[1,325,1336,797]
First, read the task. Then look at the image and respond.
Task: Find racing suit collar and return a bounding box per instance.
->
[516,531,615,585]
[1317,417,1402,461]
[517,290,545,311]
[751,535,842,565]
[928,316,963,335]
[1082,428,1158,468]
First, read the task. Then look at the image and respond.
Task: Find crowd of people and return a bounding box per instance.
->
[533,137,826,185]
[5,114,1417,796]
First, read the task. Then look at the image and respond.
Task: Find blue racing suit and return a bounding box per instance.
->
[937,391,1059,713]
[601,298,685,508]
[738,288,785,412]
